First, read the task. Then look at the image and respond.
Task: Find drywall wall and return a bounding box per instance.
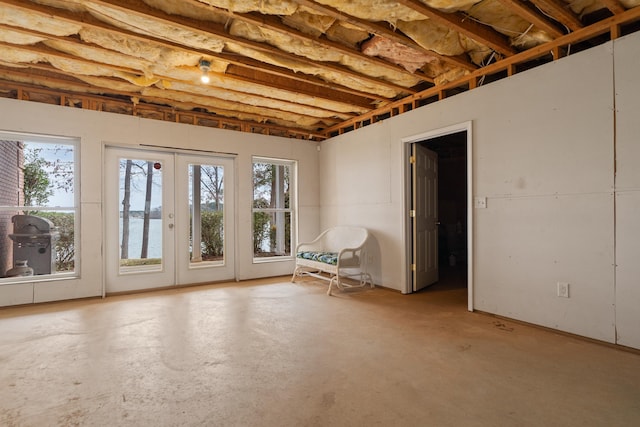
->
[0,99,319,306]
[613,33,640,350]
[320,33,633,345]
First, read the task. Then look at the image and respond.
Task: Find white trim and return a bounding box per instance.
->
[0,131,77,143]
[101,142,107,298]
[401,121,474,311]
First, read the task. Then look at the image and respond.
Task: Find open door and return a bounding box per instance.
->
[412,144,439,291]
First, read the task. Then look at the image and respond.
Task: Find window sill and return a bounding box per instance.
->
[252,256,294,264]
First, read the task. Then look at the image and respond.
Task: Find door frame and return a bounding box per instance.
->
[402,121,474,311]
[101,143,238,296]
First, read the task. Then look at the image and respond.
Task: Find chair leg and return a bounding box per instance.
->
[327,276,336,296]
[291,267,299,283]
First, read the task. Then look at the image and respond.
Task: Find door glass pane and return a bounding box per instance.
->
[189,163,224,265]
[119,158,163,272]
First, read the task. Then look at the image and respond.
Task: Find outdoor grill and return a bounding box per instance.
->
[9,214,59,275]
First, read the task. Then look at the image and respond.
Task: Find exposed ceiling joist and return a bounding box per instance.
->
[528,0,584,31]
[292,0,477,71]
[216,56,388,103]
[395,0,518,56]
[90,0,417,95]
[1,0,414,104]
[1,63,344,128]
[183,1,430,82]
[223,64,376,109]
[600,0,627,14]
[496,0,566,38]
[0,23,370,117]
[0,74,329,139]
[0,0,391,108]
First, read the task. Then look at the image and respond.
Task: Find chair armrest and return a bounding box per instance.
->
[296,241,325,253]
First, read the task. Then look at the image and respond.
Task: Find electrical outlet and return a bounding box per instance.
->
[474,197,487,209]
[557,282,570,298]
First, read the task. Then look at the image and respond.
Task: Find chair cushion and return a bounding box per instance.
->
[296,251,338,266]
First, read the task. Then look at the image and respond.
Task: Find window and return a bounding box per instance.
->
[252,157,296,261]
[188,162,225,264]
[0,134,78,280]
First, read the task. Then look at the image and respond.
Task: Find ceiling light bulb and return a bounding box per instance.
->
[199,59,211,84]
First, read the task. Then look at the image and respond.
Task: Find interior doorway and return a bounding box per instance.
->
[404,122,473,310]
[424,132,468,290]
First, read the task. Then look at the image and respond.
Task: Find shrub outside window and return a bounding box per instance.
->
[252,157,295,261]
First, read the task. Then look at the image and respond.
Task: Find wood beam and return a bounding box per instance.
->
[0,27,363,119]
[599,0,626,15]
[89,0,417,95]
[181,0,428,82]
[292,0,477,71]
[395,0,517,56]
[528,0,584,31]
[0,45,351,125]
[0,0,382,105]
[0,78,328,139]
[0,0,408,100]
[223,64,375,110]
[496,0,565,38]
[0,66,339,133]
[216,54,388,102]
[1,22,375,111]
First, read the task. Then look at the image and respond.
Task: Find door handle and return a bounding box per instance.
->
[168,223,174,229]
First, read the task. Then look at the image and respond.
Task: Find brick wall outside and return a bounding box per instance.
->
[0,141,22,276]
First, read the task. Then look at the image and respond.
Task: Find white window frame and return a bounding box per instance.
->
[251,156,297,263]
[0,132,80,283]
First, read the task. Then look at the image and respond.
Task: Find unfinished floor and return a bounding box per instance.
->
[1,275,639,426]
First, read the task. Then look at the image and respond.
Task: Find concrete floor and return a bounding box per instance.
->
[1,275,639,427]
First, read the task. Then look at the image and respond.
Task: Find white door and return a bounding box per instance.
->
[175,154,235,285]
[105,147,235,293]
[412,144,439,291]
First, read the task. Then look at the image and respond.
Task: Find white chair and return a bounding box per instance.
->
[291,226,374,295]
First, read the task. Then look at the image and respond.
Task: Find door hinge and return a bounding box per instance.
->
[409,210,415,217]
[410,156,416,164]
[411,264,416,271]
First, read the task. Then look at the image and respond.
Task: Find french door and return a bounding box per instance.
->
[105,147,235,293]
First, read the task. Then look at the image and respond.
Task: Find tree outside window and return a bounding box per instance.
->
[252,158,295,259]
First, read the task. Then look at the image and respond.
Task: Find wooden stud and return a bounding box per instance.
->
[611,24,621,40]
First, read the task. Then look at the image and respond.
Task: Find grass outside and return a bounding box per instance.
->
[120,258,161,267]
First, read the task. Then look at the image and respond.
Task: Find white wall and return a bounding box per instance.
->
[320,32,640,348]
[0,30,637,350]
[613,33,640,350]
[0,99,320,305]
